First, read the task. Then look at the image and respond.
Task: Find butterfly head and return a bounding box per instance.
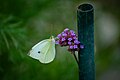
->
[50,36,55,42]
[50,36,54,39]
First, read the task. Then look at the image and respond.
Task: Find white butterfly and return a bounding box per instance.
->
[28,36,56,64]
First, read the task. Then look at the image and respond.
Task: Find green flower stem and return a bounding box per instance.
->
[72,52,79,66]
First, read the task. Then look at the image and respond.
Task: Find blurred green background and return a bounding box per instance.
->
[0,0,120,80]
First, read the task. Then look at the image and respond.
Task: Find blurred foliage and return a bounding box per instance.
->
[0,0,120,80]
[0,0,79,80]
[0,15,30,80]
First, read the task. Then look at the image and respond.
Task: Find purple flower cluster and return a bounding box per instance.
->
[56,28,84,52]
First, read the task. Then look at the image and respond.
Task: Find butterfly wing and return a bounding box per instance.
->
[39,38,55,63]
[29,39,49,60]
[29,37,55,63]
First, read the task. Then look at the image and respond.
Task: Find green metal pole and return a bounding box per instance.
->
[77,3,95,80]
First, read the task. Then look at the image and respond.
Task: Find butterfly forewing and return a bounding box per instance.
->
[29,39,49,60]
[29,37,55,64]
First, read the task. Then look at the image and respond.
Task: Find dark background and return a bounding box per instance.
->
[0,0,120,80]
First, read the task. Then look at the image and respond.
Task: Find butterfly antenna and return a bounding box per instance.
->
[49,24,52,39]
[50,24,55,36]
[50,24,52,37]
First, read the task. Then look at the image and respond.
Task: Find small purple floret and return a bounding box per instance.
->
[80,45,84,49]
[56,40,59,44]
[68,42,72,45]
[71,33,75,36]
[70,45,73,49]
[61,37,66,41]
[62,33,67,37]
[74,40,80,44]
[68,38,72,41]
[74,45,78,49]
[70,30,75,33]
[73,36,77,39]
[64,28,69,32]
[57,34,61,38]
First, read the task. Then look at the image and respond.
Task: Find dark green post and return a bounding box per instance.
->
[77,3,95,80]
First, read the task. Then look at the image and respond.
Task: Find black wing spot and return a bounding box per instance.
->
[38,51,40,53]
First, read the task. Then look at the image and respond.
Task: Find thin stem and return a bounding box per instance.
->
[72,52,79,66]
